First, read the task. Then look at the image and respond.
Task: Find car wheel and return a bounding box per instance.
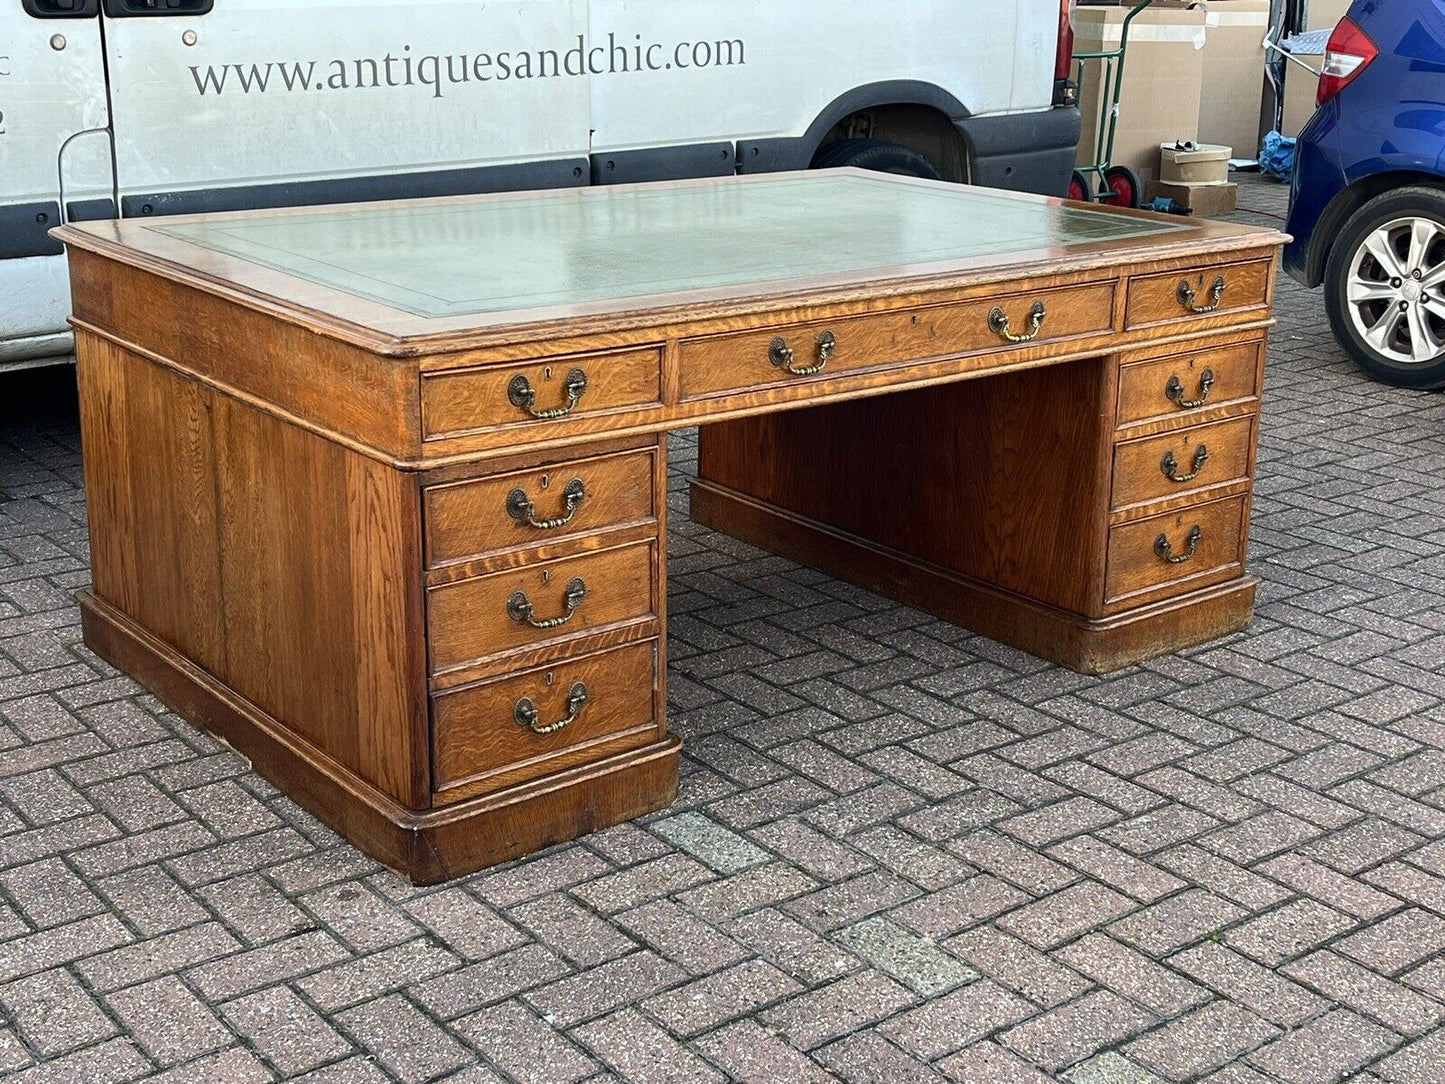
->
[1324,185,1445,388]
[811,138,942,180]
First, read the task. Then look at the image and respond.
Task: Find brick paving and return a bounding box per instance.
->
[1,174,1444,1082]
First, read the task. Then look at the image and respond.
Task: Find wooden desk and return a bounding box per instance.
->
[55,172,1287,883]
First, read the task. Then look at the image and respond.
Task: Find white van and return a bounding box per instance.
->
[1,0,1079,373]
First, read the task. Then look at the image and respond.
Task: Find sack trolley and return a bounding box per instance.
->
[1068,0,1154,207]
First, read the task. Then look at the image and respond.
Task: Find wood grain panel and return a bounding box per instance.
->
[1111,416,1255,514]
[697,355,1115,616]
[421,346,662,439]
[210,394,427,807]
[1117,339,1262,429]
[432,639,658,796]
[76,333,225,675]
[427,540,656,674]
[677,282,1116,401]
[424,446,655,567]
[1125,259,1272,330]
[1104,495,1247,607]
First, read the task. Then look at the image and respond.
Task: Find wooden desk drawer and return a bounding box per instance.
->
[1111,416,1254,512]
[1117,340,1262,428]
[432,639,658,796]
[421,346,662,439]
[1125,259,1271,330]
[677,282,1116,400]
[424,447,656,567]
[1105,495,1247,605]
[428,540,656,674]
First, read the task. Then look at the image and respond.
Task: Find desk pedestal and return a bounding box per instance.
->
[693,348,1259,674]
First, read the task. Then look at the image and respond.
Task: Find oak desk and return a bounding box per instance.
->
[55,172,1287,882]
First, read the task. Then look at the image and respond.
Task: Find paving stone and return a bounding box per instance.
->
[404,887,528,961]
[640,957,800,1036]
[649,811,771,873]
[996,881,1137,950]
[1172,941,1330,1027]
[1285,950,1445,1035]
[337,994,472,1084]
[524,950,686,1028]
[1107,889,1246,957]
[455,999,596,1084]
[0,967,117,1056]
[939,1039,1057,1084]
[876,978,1035,1060]
[106,974,232,1065]
[1124,1000,1279,1080]
[1247,1009,1401,1084]
[1060,1051,1168,1084]
[221,985,354,1076]
[760,971,917,1049]
[832,915,977,996]
[1336,908,1445,976]
[1224,899,1357,966]
[1373,1029,1445,1084]
[613,899,746,975]
[1053,933,1208,1016]
[946,925,1091,1007]
[573,1008,724,1083]
[692,1019,836,1084]
[510,894,636,968]
[999,990,1154,1072]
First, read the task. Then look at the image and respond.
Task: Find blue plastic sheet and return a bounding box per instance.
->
[1260,130,1297,181]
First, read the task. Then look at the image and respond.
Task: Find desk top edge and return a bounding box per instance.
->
[54,170,1290,358]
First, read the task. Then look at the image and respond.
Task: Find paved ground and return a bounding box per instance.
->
[2,175,1444,1084]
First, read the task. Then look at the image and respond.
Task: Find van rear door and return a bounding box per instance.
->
[1,1,111,367]
[99,0,593,217]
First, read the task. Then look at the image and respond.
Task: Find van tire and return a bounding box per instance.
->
[811,138,942,180]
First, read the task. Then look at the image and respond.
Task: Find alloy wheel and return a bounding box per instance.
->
[1345,215,1445,365]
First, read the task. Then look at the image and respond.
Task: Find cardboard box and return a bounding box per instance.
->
[1074,5,1209,184]
[1282,52,1323,137]
[1197,0,1270,160]
[1160,142,1230,183]
[1146,179,1239,217]
[1305,0,1351,30]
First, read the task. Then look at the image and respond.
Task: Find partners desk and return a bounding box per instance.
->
[55,172,1287,882]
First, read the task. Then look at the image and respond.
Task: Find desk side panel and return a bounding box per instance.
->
[66,249,421,462]
[77,333,429,809]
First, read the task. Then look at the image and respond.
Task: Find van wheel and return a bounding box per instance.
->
[1324,186,1445,388]
[812,138,942,180]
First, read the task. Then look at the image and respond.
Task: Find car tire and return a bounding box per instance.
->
[1323,185,1445,389]
[811,138,942,180]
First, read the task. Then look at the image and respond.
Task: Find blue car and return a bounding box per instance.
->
[1284,0,1445,387]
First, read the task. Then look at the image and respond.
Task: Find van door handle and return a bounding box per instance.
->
[22,1,100,17]
[103,0,213,15]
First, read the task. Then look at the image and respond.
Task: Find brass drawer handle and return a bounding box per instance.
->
[515,681,588,735]
[1154,525,1203,564]
[1165,367,1215,409]
[769,330,835,376]
[988,300,1047,343]
[507,577,586,629]
[508,367,588,419]
[507,477,585,530]
[1160,445,1209,483]
[1177,275,1227,314]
